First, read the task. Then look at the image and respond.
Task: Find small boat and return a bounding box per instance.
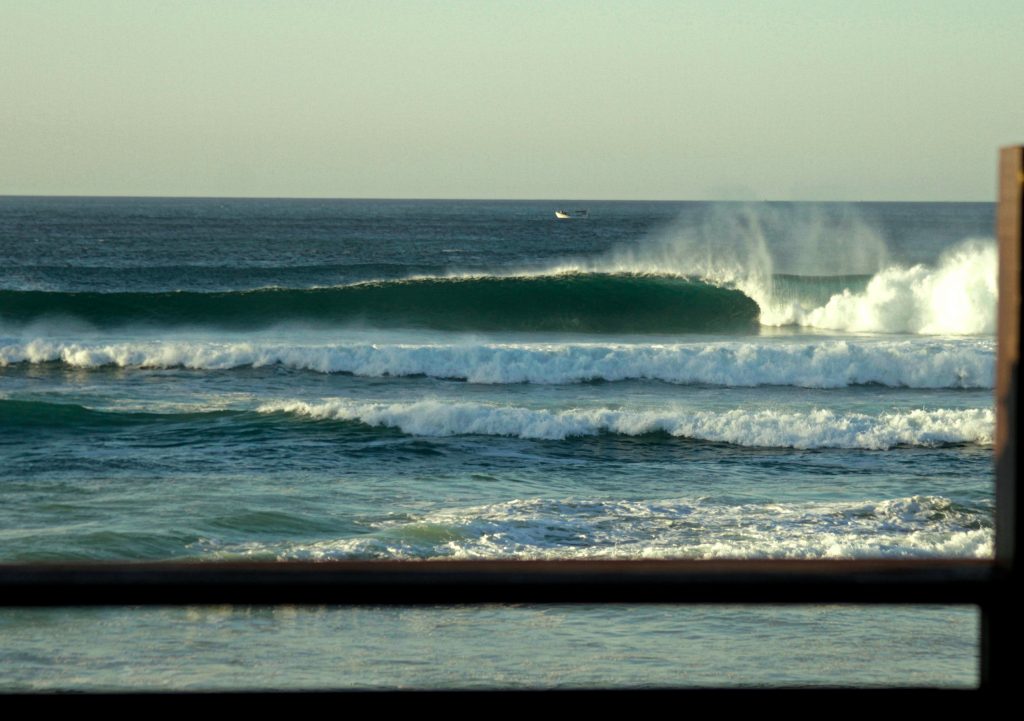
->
[554,209,588,219]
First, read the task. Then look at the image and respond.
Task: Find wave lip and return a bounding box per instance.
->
[1,338,995,389]
[259,398,995,449]
[0,273,760,334]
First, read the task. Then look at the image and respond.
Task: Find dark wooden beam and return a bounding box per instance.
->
[986,145,1024,691]
[0,688,991,710]
[0,559,996,606]
[996,145,1023,566]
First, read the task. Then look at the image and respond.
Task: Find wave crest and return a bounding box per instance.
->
[259,399,994,449]
[2,338,995,389]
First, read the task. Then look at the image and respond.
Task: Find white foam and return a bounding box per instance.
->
[788,241,998,334]
[0,337,995,389]
[194,495,992,561]
[258,398,994,449]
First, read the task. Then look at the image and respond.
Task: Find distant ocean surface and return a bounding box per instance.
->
[0,197,995,689]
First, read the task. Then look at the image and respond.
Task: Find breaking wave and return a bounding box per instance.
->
[2,397,992,449]
[556,204,998,336]
[1,337,995,389]
[259,399,994,449]
[0,238,997,336]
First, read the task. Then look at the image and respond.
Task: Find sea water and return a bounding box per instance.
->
[0,197,994,688]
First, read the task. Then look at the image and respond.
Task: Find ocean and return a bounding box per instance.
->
[0,197,996,689]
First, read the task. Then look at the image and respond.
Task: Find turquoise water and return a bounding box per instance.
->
[0,606,978,690]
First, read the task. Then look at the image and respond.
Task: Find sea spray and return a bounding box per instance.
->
[582,202,889,318]
[568,204,993,334]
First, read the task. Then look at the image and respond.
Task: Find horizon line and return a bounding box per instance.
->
[0,193,995,204]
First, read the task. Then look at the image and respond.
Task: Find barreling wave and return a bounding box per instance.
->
[196,495,992,561]
[0,240,996,336]
[566,204,997,336]
[2,338,995,389]
[0,274,759,334]
[259,399,994,449]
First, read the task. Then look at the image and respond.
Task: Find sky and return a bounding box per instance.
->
[1,0,1021,200]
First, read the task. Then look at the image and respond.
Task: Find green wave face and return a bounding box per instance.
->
[0,274,761,333]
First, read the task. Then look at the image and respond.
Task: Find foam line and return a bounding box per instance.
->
[258,399,994,449]
[0,338,995,389]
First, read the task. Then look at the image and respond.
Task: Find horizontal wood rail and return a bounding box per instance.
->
[0,559,1001,606]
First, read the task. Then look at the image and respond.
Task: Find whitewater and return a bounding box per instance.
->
[1,336,995,388]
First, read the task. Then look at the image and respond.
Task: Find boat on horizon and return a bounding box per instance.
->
[555,209,588,219]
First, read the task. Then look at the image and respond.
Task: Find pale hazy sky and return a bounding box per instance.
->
[2,0,1021,200]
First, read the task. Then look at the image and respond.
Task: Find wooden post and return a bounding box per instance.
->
[986,145,1024,690]
[996,145,1023,565]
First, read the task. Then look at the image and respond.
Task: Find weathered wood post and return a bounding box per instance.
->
[988,145,1024,689]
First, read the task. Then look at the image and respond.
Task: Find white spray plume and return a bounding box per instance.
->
[573,203,993,335]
